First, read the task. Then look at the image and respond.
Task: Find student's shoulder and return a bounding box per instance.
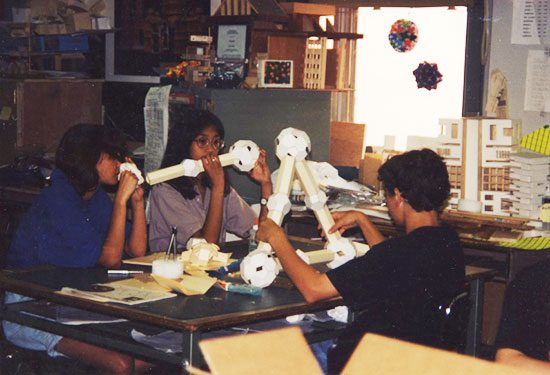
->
[151,183,180,197]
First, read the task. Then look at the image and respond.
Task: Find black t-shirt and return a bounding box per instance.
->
[495,259,550,362]
[326,225,465,369]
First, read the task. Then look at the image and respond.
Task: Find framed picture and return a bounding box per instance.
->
[216,25,247,60]
[257,59,293,88]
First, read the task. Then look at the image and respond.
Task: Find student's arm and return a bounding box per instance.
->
[249,150,273,221]
[256,218,339,303]
[496,349,550,372]
[195,155,225,243]
[99,171,138,268]
[330,211,385,247]
[125,185,147,257]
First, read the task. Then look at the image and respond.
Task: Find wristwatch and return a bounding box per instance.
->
[260,197,268,206]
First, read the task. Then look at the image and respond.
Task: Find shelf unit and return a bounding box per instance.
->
[0,21,114,77]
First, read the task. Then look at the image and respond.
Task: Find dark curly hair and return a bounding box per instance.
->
[55,123,129,197]
[161,107,230,200]
[378,148,450,212]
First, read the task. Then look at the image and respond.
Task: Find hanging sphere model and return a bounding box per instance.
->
[388,19,418,52]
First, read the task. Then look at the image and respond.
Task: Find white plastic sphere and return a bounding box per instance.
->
[182,159,202,177]
[275,128,311,161]
[304,191,327,211]
[266,193,291,215]
[229,140,260,172]
[240,250,278,288]
[326,238,356,269]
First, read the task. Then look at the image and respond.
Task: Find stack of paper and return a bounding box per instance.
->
[509,152,550,219]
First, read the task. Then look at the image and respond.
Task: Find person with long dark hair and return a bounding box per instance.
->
[4,124,150,374]
[148,109,272,251]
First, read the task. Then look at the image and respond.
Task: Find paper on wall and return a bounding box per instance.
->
[512,0,550,45]
[524,50,550,112]
[144,85,171,173]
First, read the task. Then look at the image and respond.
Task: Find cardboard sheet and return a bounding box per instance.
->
[199,327,323,375]
[151,274,217,296]
[342,334,531,375]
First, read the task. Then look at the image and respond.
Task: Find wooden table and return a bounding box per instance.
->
[0,239,496,371]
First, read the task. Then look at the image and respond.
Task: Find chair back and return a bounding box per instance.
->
[435,291,470,352]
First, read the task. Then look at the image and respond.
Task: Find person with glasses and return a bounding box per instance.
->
[148,109,272,251]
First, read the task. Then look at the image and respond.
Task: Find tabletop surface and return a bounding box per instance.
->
[0,237,496,332]
[0,238,340,332]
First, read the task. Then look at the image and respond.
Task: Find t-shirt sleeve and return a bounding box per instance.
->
[148,185,204,250]
[326,240,397,309]
[224,188,255,238]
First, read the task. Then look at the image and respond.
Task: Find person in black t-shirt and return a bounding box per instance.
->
[495,259,550,372]
[256,149,465,374]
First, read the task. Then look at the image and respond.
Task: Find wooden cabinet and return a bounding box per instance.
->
[0,79,103,162]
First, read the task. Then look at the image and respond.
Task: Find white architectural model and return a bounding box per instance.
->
[438,118,521,215]
[145,140,261,185]
[145,129,369,289]
[240,128,369,288]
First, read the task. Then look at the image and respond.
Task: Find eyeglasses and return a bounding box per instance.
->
[193,136,225,150]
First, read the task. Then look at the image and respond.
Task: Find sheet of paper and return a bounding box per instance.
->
[106,274,172,293]
[524,50,550,112]
[151,274,217,296]
[58,284,176,305]
[512,0,550,45]
[144,85,171,173]
[122,252,166,266]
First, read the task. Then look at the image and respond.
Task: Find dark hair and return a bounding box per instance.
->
[161,108,230,199]
[378,148,450,212]
[55,123,129,196]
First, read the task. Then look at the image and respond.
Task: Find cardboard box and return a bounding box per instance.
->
[279,2,336,16]
[91,16,111,30]
[12,8,31,23]
[35,23,68,35]
[329,121,366,168]
[359,153,383,191]
[65,12,92,32]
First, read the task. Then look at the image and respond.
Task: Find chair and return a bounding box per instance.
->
[0,203,93,374]
[435,291,470,353]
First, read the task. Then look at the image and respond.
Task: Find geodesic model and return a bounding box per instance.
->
[145,140,261,185]
[240,127,369,288]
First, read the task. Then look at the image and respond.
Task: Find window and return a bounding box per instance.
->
[355,7,467,150]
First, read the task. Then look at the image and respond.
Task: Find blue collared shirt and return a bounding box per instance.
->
[7,169,127,269]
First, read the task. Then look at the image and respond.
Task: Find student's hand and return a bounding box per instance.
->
[201,154,225,188]
[131,185,145,205]
[116,170,139,204]
[328,211,364,235]
[249,150,272,186]
[255,218,285,244]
